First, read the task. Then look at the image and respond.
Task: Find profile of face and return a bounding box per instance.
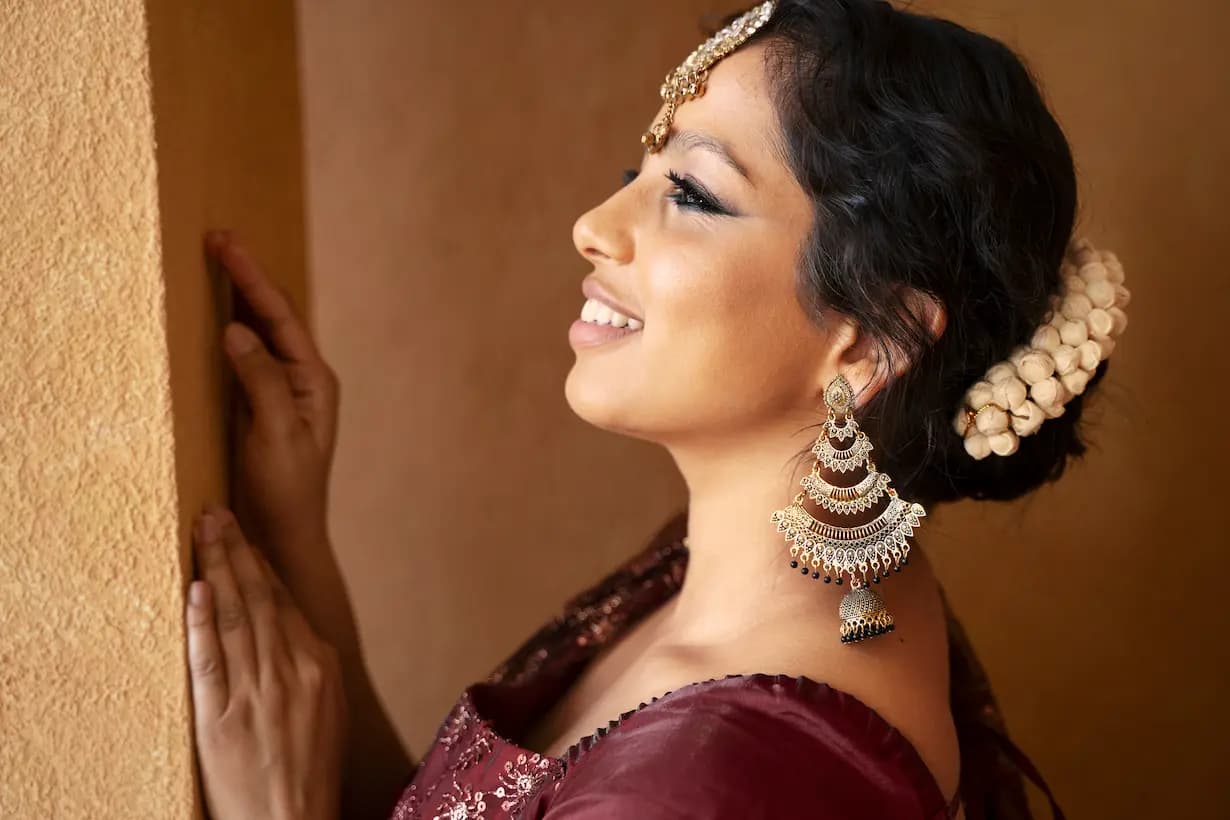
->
[565,41,845,446]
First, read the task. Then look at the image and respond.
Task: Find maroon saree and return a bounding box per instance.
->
[387,511,1064,819]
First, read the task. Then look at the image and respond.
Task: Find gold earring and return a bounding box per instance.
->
[769,374,927,644]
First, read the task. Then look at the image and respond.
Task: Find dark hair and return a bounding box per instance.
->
[738,0,1104,505]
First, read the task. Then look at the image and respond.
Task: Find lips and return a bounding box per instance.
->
[581,275,642,323]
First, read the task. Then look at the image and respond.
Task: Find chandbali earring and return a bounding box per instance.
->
[769,374,927,644]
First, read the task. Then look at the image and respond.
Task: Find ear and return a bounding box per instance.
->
[823,287,947,408]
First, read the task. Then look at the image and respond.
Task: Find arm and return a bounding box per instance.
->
[289,534,414,820]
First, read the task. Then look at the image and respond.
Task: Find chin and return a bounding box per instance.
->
[564,361,647,439]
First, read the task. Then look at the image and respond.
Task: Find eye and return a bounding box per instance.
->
[621,168,639,186]
[665,170,730,216]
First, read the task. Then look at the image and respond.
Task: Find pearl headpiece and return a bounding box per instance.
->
[953,237,1130,459]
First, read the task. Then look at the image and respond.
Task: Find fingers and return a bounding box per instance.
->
[195,511,257,693]
[211,511,330,683]
[205,230,339,450]
[185,580,227,721]
[224,322,298,437]
[213,508,290,675]
[247,545,320,665]
[205,231,322,367]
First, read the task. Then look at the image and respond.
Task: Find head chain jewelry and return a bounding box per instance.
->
[953,237,1130,459]
[640,1,776,153]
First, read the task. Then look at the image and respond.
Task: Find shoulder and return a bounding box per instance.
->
[537,673,950,820]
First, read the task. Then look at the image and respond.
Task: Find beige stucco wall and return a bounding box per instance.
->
[298,1,1228,819]
[0,1,193,816]
[0,1,307,817]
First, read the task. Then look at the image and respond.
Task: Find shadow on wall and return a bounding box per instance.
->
[144,0,311,573]
[150,1,311,818]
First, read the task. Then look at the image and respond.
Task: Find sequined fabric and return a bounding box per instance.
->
[386,510,1061,820]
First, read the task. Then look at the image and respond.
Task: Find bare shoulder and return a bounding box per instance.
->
[719,590,961,806]
[826,641,962,806]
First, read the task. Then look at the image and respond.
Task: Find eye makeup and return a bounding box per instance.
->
[664,170,733,216]
[619,167,736,217]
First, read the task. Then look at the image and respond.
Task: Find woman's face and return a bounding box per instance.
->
[565,42,843,444]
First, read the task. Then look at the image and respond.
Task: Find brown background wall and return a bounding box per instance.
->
[296,2,1229,818]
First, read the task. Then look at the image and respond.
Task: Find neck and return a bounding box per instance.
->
[658,419,937,645]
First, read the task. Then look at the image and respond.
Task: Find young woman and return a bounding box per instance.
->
[185,1,1127,817]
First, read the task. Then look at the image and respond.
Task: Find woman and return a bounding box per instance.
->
[186,1,1127,818]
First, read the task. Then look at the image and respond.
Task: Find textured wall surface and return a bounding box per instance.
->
[0,1,194,817]
[297,1,1226,818]
[0,1,307,817]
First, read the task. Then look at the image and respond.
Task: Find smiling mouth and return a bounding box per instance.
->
[579,298,643,330]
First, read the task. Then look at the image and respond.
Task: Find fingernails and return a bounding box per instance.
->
[196,514,220,544]
[224,323,258,355]
[188,581,209,607]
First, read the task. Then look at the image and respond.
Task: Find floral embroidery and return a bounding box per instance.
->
[430,694,498,772]
[432,777,487,820]
[455,725,495,771]
[493,753,556,814]
[436,696,485,753]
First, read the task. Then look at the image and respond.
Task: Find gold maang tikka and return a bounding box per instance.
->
[770,375,928,644]
[641,1,777,152]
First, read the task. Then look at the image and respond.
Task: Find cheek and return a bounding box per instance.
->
[643,238,825,405]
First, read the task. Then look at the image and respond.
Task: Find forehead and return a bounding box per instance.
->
[647,41,785,178]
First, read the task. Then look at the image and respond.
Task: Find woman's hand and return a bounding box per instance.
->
[201,231,415,817]
[205,230,339,566]
[187,506,347,820]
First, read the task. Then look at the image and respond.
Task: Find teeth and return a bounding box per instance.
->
[580,298,642,331]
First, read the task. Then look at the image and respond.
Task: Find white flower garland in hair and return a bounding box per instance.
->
[953,237,1130,460]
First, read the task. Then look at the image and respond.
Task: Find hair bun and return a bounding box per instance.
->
[953,238,1129,460]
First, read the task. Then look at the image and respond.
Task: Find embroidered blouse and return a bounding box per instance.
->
[386,511,1065,820]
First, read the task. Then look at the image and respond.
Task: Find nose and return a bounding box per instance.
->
[572,186,635,267]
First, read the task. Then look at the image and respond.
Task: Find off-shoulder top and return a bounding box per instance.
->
[386,511,1065,819]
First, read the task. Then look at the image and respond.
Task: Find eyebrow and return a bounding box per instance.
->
[667,129,754,184]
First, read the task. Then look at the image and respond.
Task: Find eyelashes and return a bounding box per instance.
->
[619,167,731,216]
[665,170,728,215]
